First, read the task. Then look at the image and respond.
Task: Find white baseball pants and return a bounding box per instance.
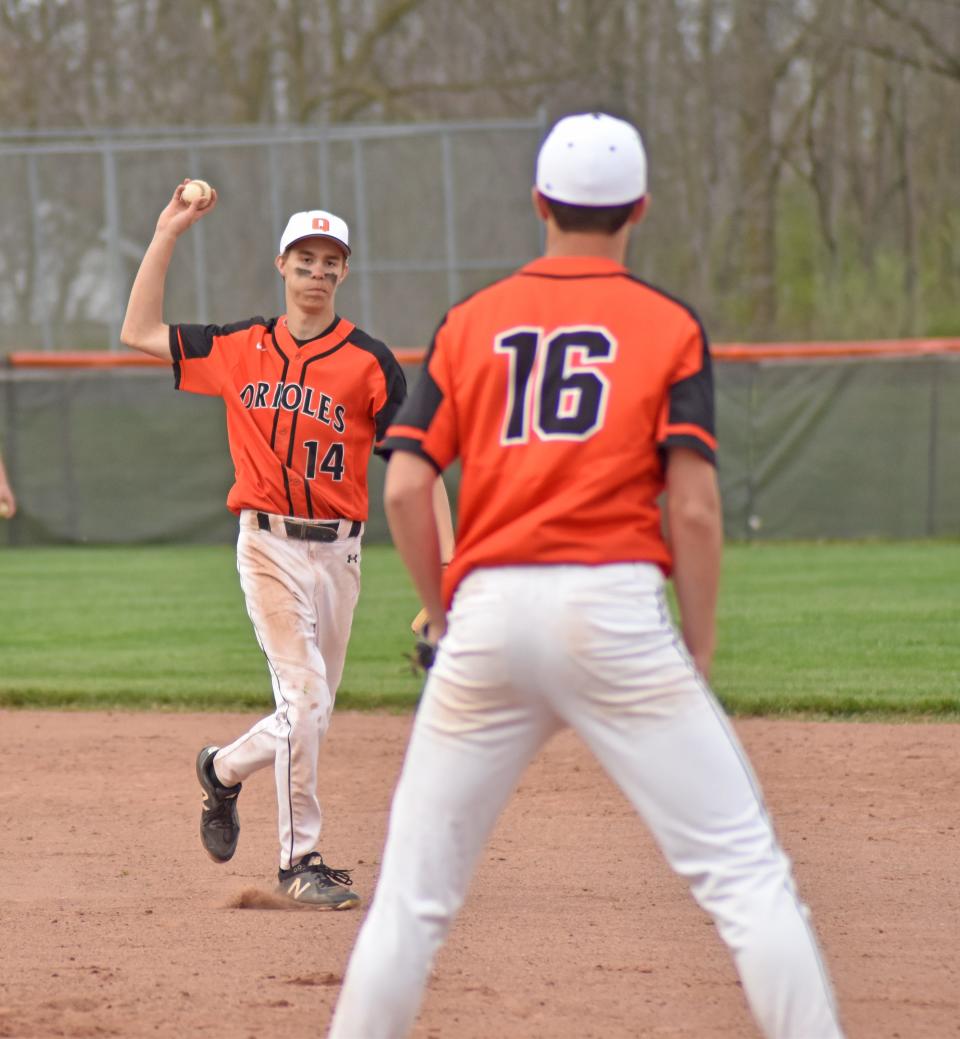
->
[211,511,361,870]
[329,563,844,1039]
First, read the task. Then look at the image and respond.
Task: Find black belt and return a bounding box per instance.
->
[256,512,362,542]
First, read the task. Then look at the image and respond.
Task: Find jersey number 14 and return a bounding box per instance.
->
[304,440,345,481]
[495,326,616,444]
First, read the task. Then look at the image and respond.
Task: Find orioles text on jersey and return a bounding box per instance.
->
[238,380,347,432]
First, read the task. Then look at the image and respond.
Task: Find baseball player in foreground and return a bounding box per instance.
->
[0,449,15,519]
[328,114,845,1036]
[121,182,452,908]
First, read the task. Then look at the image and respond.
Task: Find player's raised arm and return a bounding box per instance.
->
[120,180,218,360]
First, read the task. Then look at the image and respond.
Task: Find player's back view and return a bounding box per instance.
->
[329,113,845,1039]
[392,258,713,592]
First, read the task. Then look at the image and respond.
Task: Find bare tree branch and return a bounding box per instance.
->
[853,39,960,82]
[863,0,960,79]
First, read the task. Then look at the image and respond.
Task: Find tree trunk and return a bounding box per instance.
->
[734,0,779,338]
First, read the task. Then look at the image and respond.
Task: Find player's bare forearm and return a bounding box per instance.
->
[120,230,178,358]
[665,448,722,678]
[120,181,219,360]
[432,475,455,565]
[409,477,456,636]
[385,452,447,639]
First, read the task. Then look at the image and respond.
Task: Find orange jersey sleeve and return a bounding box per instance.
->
[383,256,715,607]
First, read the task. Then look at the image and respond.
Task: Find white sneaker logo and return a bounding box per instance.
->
[255,341,266,351]
[287,876,309,900]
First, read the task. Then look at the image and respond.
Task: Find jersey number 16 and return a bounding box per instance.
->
[494,326,616,444]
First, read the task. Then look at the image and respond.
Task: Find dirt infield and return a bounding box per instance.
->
[0,710,956,1038]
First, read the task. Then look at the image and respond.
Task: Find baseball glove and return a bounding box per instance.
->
[412,634,436,672]
[408,609,438,673]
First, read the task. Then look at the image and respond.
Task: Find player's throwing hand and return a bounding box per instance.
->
[154,179,218,238]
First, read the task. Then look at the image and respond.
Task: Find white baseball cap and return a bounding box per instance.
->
[535,113,647,207]
[279,210,351,257]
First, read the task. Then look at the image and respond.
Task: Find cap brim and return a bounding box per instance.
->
[283,233,351,257]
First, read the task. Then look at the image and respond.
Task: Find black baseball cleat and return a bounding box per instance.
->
[196,745,242,863]
[276,852,360,910]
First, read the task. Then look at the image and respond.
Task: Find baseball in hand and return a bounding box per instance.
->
[0,502,10,518]
[181,179,213,205]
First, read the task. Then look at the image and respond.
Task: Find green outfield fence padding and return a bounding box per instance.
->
[715,354,960,539]
[1,354,959,547]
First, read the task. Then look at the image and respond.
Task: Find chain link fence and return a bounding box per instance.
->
[0,118,546,355]
[2,121,958,546]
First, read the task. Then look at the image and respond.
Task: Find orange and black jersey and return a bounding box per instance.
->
[171,314,406,520]
[384,255,715,607]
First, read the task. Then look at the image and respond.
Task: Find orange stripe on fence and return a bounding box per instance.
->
[5,339,960,369]
[7,351,166,368]
[711,339,960,361]
[393,349,427,365]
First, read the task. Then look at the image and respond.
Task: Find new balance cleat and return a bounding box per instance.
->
[196,745,242,863]
[277,852,360,910]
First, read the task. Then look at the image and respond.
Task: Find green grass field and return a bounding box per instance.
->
[1,541,957,718]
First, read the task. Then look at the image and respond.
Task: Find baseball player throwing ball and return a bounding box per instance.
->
[121,180,445,908]
[328,114,845,1036]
